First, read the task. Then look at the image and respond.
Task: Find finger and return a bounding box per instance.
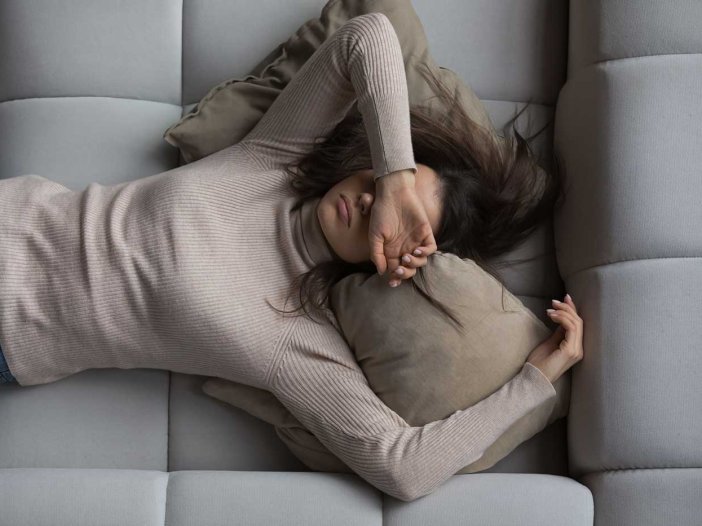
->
[405,235,436,262]
[418,231,438,255]
[385,256,401,277]
[548,308,572,321]
[548,309,575,323]
[392,265,417,282]
[551,299,575,316]
[414,244,436,259]
[547,310,575,330]
[370,238,388,275]
[559,318,576,342]
[564,293,578,314]
[386,258,406,287]
[553,299,583,331]
[388,265,415,287]
[400,252,427,268]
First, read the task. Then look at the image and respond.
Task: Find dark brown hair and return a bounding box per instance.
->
[267,63,566,330]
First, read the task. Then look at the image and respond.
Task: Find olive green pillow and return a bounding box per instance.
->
[163,0,499,164]
[203,252,571,474]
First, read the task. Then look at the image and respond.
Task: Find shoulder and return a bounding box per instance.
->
[273,312,359,377]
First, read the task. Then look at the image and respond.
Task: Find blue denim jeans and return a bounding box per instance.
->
[0,341,18,384]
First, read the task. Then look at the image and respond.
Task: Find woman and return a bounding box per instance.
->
[0,13,583,501]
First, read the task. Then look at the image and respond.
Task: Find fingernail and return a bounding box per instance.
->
[565,293,571,301]
[390,281,399,287]
[413,249,422,256]
[395,267,405,275]
[546,309,555,313]
[402,255,411,263]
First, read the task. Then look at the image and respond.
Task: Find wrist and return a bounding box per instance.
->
[376,169,416,194]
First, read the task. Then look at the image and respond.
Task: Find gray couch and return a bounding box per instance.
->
[1,0,694,524]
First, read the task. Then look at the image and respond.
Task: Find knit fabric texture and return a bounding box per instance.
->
[0,13,556,501]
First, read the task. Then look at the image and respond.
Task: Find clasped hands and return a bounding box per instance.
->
[369,169,438,288]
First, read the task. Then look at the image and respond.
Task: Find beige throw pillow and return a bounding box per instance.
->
[203,252,570,474]
[162,0,499,163]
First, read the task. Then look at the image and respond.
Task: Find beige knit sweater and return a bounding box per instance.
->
[0,13,556,501]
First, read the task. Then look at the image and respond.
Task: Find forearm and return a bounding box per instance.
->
[241,13,417,177]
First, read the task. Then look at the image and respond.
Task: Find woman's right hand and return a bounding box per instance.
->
[527,294,584,384]
[371,170,437,286]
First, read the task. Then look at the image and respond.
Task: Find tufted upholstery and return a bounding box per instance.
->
[4,0,692,523]
[554,1,702,524]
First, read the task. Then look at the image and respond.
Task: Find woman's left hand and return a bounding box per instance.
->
[369,172,437,287]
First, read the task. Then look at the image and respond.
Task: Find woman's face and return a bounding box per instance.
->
[317,163,443,263]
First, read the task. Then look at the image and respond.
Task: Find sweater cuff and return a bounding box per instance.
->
[358,92,417,181]
[479,362,558,440]
[523,362,558,398]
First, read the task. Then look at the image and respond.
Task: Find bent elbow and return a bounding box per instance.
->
[392,483,431,503]
[386,463,428,503]
[388,481,438,503]
[393,488,421,503]
[387,458,448,502]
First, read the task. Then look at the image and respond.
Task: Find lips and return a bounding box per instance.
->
[338,194,352,228]
[342,194,353,227]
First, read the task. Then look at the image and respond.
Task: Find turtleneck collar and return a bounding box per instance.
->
[294,197,340,267]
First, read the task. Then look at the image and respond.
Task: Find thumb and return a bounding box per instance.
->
[370,237,387,275]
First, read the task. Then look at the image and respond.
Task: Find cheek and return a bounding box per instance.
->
[353,220,371,258]
[334,223,369,262]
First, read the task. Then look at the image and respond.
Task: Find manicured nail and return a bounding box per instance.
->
[395,267,405,275]
[413,249,422,256]
[565,293,571,301]
[390,281,399,287]
[402,255,411,263]
[552,299,561,304]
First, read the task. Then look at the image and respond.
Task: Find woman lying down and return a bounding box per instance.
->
[0,13,583,501]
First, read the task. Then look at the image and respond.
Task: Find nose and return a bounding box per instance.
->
[360,193,374,215]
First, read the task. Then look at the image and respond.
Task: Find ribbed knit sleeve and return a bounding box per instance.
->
[269,315,558,502]
[241,12,417,181]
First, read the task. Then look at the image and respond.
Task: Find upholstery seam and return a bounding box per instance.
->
[588,51,702,68]
[180,0,184,108]
[0,96,180,106]
[167,0,183,474]
[578,466,702,476]
[167,371,172,472]
[0,95,554,108]
[568,255,702,280]
[163,471,171,526]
